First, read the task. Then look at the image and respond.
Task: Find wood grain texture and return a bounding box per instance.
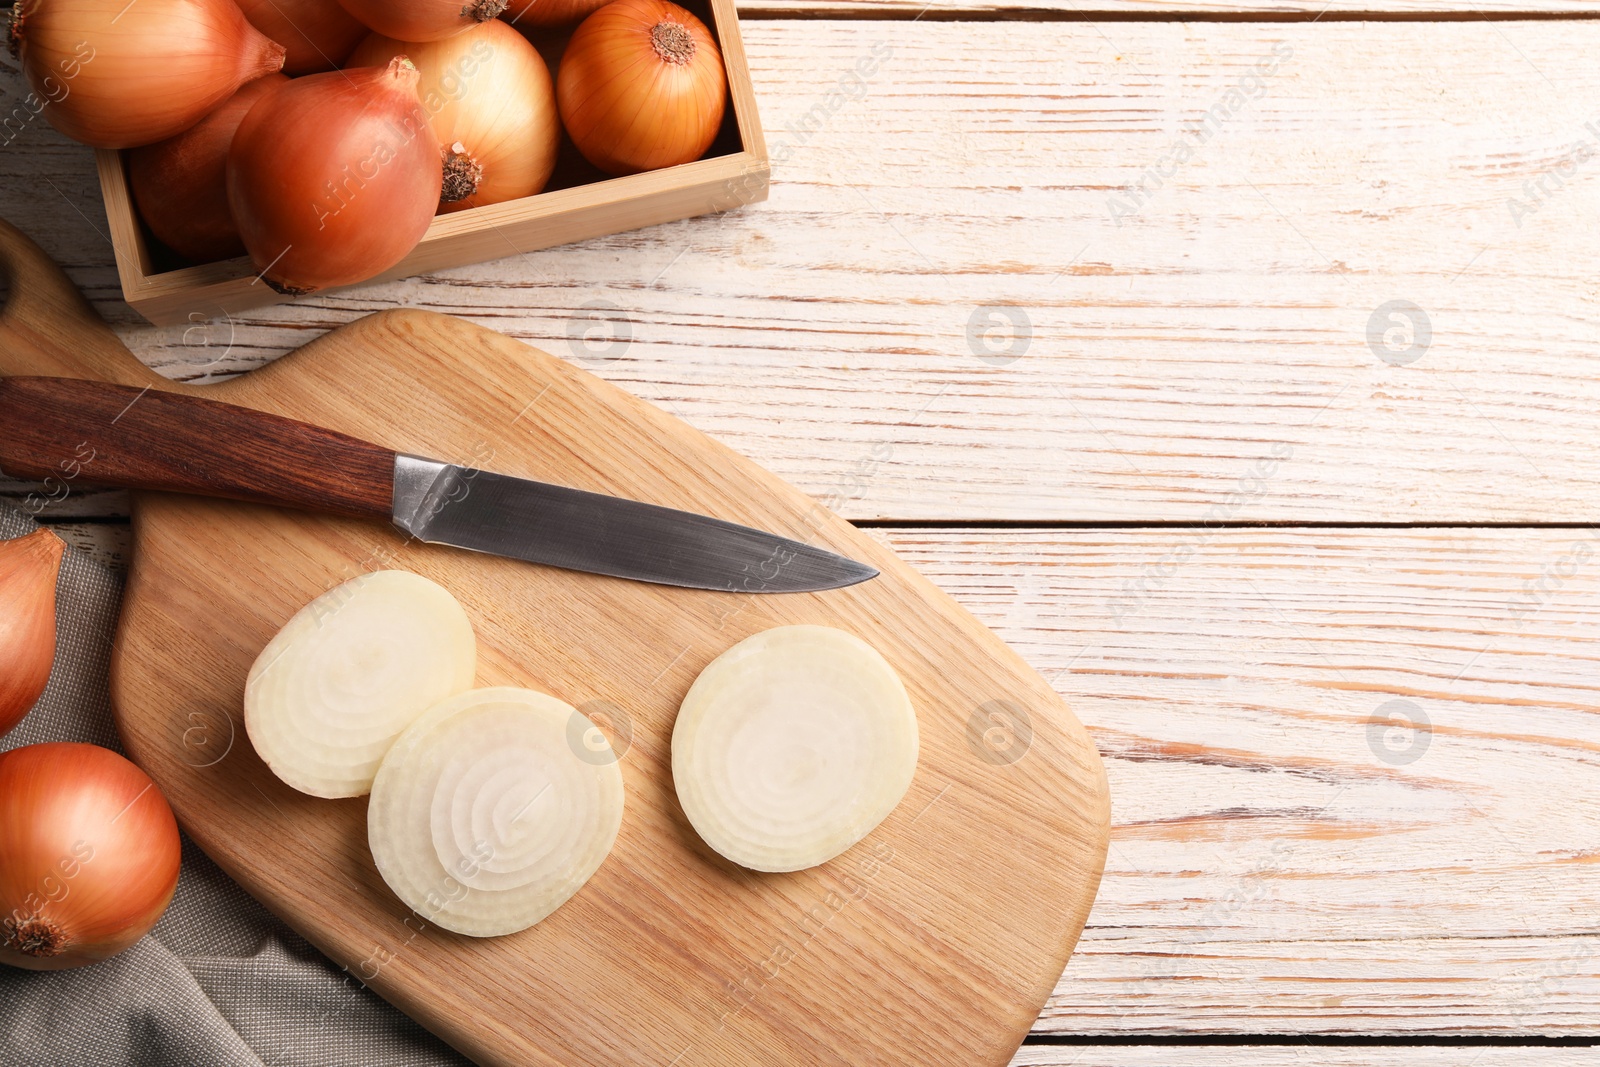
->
[0,203,157,389]
[0,250,1109,1067]
[882,528,1600,1036]
[1008,1050,1599,1066]
[6,5,1600,1054]
[0,484,128,522]
[0,377,397,519]
[10,22,1600,522]
[31,519,1600,1037]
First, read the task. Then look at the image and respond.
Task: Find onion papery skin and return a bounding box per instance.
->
[128,74,287,264]
[335,0,509,43]
[672,626,919,873]
[0,743,181,971]
[347,21,559,212]
[556,0,726,177]
[244,571,477,798]
[0,529,63,738]
[369,688,624,937]
[235,0,368,75]
[501,0,609,30]
[227,57,444,295]
[10,0,287,149]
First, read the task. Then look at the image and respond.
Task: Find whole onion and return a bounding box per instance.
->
[346,21,559,212]
[0,530,63,738]
[0,743,181,971]
[234,0,367,75]
[556,0,726,176]
[7,0,286,149]
[128,74,288,264]
[227,56,444,294]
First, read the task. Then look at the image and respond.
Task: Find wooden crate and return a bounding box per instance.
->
[94,0,768,327]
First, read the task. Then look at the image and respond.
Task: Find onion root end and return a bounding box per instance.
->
[440,143,483,204]
[2,916,66,959]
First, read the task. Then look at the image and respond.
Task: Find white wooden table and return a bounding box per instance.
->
[3,3,1599,1062]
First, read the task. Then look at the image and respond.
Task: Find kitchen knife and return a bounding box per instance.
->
[0,376,878,593]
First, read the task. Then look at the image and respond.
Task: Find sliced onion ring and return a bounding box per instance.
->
[244,571,476,799]
[672,625,919,873]
[368,688,624,937]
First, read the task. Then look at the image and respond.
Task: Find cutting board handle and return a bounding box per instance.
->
[0,217,164,388]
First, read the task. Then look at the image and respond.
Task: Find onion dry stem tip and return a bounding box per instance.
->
[466,0,508,19]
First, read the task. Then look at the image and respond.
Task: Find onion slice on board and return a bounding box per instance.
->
[368,688,624,937]
[244,571,476,799]
[672,625,919,873]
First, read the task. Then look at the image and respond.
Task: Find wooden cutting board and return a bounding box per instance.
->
[0,218,1109,1066]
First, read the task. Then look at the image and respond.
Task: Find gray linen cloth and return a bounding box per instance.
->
[0,504,470,1067]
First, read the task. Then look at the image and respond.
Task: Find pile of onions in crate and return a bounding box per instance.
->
[7,0,729,293]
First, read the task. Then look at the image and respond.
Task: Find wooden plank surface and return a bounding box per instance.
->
[8,1,1600,1057]
[1009,1050,1598,1066]
[35,522,1600,1037]
[0,278,1109,1067]
[879,528,1600,1036]
[9,22,1600,522]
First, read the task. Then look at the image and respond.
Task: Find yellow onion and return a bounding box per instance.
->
[0,743,182,971]
[0,529,63,738]
[335,0,509,42]
[128,74,288,264]
[556,0,726,176]
[347,21,558,212]
[227,56,444,294]
[234,0,367,75]
[7,0,286,149]
[502,0,609,30]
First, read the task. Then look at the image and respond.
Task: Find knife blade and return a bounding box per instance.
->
[390,455,876,592]
[0,376,878,593]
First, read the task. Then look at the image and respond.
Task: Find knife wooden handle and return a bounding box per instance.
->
[0,376,398,521]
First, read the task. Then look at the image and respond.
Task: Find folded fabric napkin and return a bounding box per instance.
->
[0,503,470,1067]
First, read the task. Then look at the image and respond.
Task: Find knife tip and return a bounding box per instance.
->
[812,557,880,591]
